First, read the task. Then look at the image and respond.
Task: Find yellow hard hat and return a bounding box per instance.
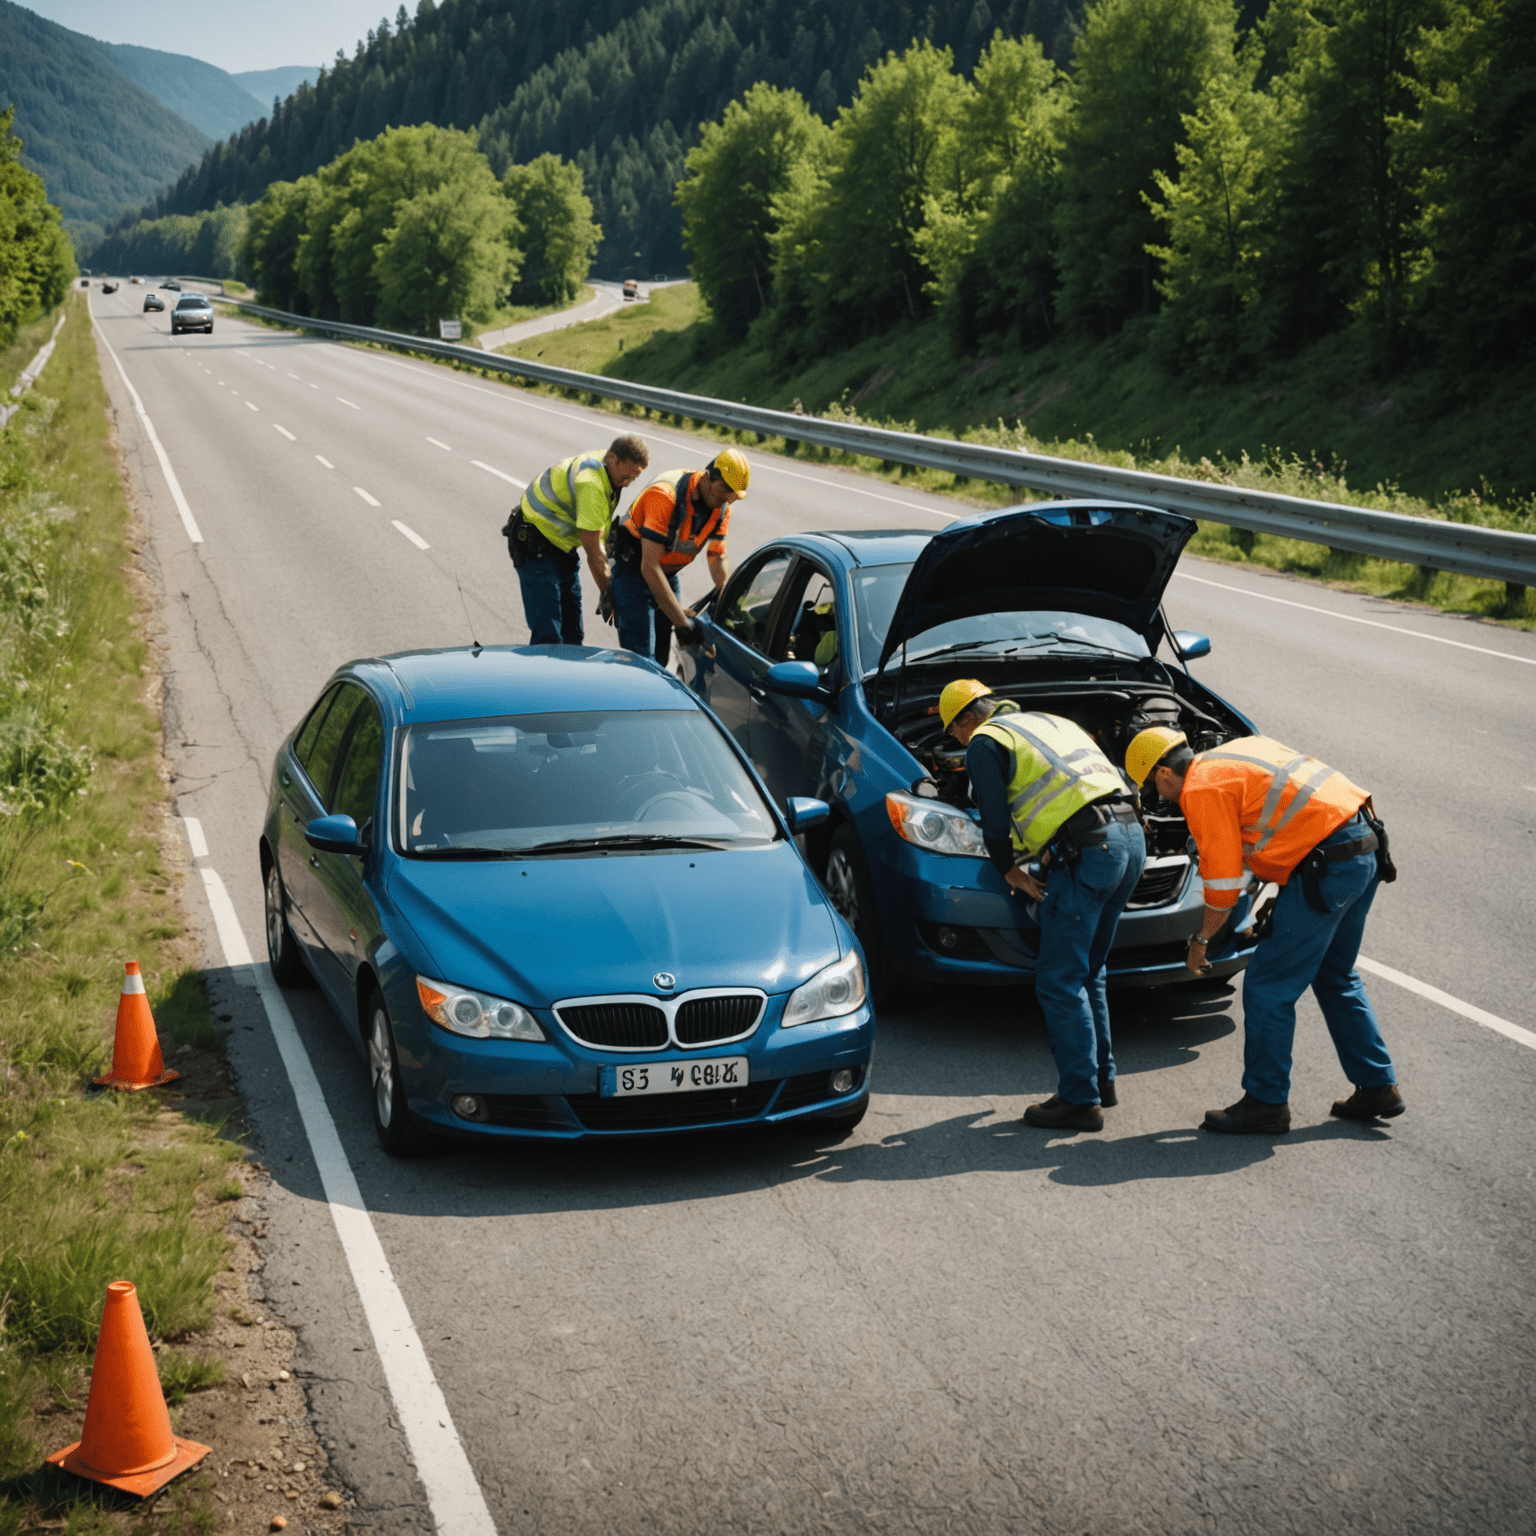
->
[710,447,750,495]
[1125,726,1188,786]
[939,678,993,732]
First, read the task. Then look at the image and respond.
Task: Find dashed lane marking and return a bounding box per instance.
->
[426,437,452,451]
[1357,957,1536,1052]
[393,520,430,549]
[337,397,361,409]
[245,400,259,412]
[471,460,526,487]
[288,372,301,379]
[1173,571,1536,667]
[355,487,381,507]
[316,455,335,469]
[274,425,296,441]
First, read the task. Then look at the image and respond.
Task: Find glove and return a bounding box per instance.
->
[675,614,700,648]
[596,587,614,625]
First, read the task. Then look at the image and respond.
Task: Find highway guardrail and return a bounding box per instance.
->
[199,289,1535,593]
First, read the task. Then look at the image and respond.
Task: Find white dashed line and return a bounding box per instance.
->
[471,460,526,487]
[337,397,361,409]
[392,520,430,549]
[288,372,301,379]
[354,487,381,507]
[1357,958,1536,1052]
[309,382,319,389]
[316,455,334,469]
[245,400,259,412]
[274,425,296,441]
[426,437,452,452]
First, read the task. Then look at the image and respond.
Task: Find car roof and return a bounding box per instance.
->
[343,644,700,725]
[781,529,936,569]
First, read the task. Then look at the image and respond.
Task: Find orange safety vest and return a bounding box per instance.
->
[623,470,728,572]
[1179,735,1369,910]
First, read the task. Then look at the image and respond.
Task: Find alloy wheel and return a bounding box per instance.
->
[264,865,285,964]
[825,848,860,928]
[369,1007,395,1129]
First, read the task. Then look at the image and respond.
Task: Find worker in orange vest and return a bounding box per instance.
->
[606,449,748,665]
[1126,729,1401,1134]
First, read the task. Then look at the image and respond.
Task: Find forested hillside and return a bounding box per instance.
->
[128,0,1083,275]
[105,43,273,141]
[0,0,209,239]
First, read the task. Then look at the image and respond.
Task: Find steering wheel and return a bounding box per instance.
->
[611,771,685,819]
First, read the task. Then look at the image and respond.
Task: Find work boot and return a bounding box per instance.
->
[1098,1073,1117,1108]
[1331,1083,1405,1121]
[1202,1093,1290,1134]
[1022,1095,1104,1132]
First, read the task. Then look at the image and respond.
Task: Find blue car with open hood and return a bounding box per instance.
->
[260,647,872,1152]
[676,500,1264,1002]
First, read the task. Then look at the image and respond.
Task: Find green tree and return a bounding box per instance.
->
[502,154,602,307]
[1054,0,1240,334]
[0,107,76,344]
[243,179,319,311]
[375,179,516,329]
[675,83,830,332]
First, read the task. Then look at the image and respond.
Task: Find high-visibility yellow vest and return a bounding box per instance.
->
[520,452,616,552]
[973,710,1126,856]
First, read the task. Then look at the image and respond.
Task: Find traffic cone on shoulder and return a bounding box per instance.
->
[46,1280,210,1496]
[93,962,178,1090]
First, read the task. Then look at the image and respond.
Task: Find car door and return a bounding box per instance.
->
[690,548,794,758]
[305,691,386,1009]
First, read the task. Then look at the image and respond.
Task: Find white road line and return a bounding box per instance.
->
[763,460,955,517]
[471,460,526,487]
[393,519,430,549]
[426,437,452,451]
[309,382,319,389]
[182,815,209,859]
[316,455,335,470]
[195,868,498,1534]
[1357,957,1536,1052]
[288,372,301,379]
[90,304,205,544]
[1174,571,1536,666]
[245,400,259,412]
[274,425,296,441]
[355,487,381,507]
[337,397,361,409]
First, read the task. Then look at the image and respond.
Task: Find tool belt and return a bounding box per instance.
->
[1297,805,1390,913]
[502,508,576,571]
[1049,795,1140,868]
[611,523,643,566]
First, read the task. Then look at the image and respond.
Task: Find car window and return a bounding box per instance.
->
[715,552,792,653]
[293,685,341,772]
[398,709,779,856]
[301,683,365,803]
[773,564,840,677]
[330,695,385,828]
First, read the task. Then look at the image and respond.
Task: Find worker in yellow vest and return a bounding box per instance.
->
[942,679,1145,1132]
[503,435,649,644]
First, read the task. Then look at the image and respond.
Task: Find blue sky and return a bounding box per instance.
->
[24,0,397,73]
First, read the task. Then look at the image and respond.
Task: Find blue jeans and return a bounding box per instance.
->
[1034,816,1147,1105]
[611,559,680,665]
[1240,811,1396,1104]
[517,549,583,645]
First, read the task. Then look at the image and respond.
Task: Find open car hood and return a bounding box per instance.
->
[876,500,1197,670]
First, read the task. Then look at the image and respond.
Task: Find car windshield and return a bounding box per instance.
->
[850,562,1149,670]
[398,709,779,857]
[176,297,209,308]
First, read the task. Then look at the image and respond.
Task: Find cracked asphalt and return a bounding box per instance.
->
[90,286,1536,1534]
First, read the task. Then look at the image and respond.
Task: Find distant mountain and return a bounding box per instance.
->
[107,42,270,141]
[233,66,320,107]
[0,0,209,237]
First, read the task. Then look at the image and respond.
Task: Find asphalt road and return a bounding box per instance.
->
[88,284,1536,1535]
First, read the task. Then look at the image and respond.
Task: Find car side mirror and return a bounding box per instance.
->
[784,797,830,834]
[765,660,831,702]
[305,813,362,854]
[1172,630,1212,661]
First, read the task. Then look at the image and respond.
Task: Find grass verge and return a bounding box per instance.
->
[0,292,244,1533]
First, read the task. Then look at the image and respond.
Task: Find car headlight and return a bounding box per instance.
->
[416,976,545,1041]
[782,951,867,1027]
[885,790,988,857]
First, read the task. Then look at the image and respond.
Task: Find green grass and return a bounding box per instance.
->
[0,307,65,397]
[478,285,596,339]
[0,294,242,1526]
[155,1349,225,1407]
[504,285,1534,629]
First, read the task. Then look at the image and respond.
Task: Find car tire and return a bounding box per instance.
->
[263,860,311,987]
[366,988,429,1157]
[824,824,893,1007]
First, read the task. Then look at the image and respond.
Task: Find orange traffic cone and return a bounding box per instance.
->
[46,1280,210,1496]
[93,962,177,1090]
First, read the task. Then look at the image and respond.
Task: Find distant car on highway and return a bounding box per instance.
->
[261,646,874,1153]
[170,294,213,334]
[100,281,118,294]
[161,277,182,290]
[143,292,165,312]
[131,275,144,284]
[676,501,1264,1002]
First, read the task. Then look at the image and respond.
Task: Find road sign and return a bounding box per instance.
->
[438,319,462,341]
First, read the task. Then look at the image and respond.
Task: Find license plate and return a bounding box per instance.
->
[604,1058,749,1097]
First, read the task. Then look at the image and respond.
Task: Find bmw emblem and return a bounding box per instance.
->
[653,972,676,993]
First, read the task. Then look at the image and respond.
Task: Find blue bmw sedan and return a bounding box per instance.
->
[261,647,873,1152]
[676,501,1264,1003]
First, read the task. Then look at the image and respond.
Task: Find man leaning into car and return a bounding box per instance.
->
[942,680,1146,1132]
[505,435,650,645]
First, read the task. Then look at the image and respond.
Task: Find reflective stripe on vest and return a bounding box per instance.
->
[973,711,1126,856]
[1196,745,1346,859]
[523,452,607,546]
